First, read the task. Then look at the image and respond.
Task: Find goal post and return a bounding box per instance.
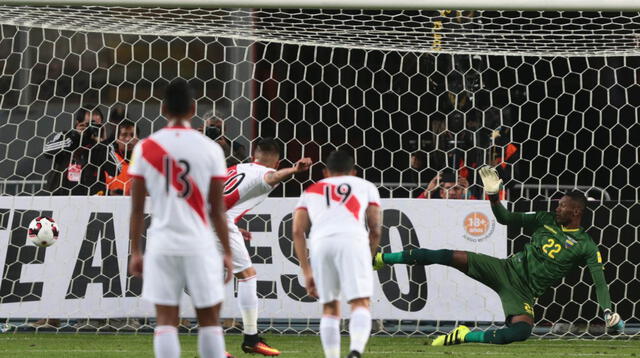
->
[0,1,638,338]
[2,0,640,11]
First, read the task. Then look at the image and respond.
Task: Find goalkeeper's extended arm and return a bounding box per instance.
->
[479,166,523,226]
[588,262,623,330]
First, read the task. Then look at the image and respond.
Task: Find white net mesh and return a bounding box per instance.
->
[0,5,638,338]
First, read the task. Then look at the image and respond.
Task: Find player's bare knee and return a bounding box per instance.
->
[235,266,256,279]
[348,297,370,311]
[323,301,341,317]
[196,303,222,326]
[156,305,180,326]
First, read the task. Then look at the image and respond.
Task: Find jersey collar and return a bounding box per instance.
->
[561,226,581,232]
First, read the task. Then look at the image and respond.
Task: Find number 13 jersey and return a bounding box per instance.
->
[128,127,227,255]
[296,175,381,239]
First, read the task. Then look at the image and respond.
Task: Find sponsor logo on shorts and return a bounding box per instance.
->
[462,212,495,243]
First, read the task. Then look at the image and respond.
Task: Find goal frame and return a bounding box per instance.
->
[2,0,640,11]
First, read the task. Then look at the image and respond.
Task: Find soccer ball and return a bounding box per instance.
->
[27,217,59,247]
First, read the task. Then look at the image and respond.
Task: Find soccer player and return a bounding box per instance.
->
[293,150,382,358]
[222,138,312,356]
[373,166,623,346]
[128,79,234,358]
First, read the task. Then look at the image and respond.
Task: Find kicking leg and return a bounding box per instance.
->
[320,301,341,358]
[237,267,280,356]
[155,305,180,358]
[347,297,371,358]
[374,249,468,273]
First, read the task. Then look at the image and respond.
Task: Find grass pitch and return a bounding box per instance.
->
[1,333,639,357]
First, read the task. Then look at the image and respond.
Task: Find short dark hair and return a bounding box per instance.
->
[440,169,457,184]
[109,104,126,123]
[565,190,587,212]
[117,119,138,136]
[255,138,280,156]
[326,150,355,174]
[163,79,194,117]
[75,104,103,123]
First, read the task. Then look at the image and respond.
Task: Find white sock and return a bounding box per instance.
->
[349,307,372,353]
[320,315,341,358]
[238,275,259,335]
[198,326,225,358]
[154,325,180,358]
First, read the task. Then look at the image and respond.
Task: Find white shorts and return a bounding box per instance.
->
[309,235,373,304]
[216,222,252,274]
[142,252,224,309]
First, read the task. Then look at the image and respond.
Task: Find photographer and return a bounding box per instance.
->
[42,105,110,196]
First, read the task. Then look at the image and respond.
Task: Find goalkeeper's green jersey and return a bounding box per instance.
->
[492,203,611,311]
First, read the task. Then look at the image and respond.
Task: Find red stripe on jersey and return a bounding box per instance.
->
[304,182,361,220]
[223,165,241,210]
[234,209,250,223]
[141,139,208,225]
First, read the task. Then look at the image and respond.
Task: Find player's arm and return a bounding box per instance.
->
[128,177,146,277]
[479,166,539,228]
[365,204,382,257]
[263,157,312,186]
[292,208,317,298]
[585,248,623,329]
[209,177,233,284]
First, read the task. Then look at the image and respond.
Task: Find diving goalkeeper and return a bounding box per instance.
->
[373,166,623,345]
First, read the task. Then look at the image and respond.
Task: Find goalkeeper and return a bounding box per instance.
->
[373,166,623,345]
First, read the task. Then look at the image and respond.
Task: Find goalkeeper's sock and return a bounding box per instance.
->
[383,249,453,266]
[464,331,486,343]
[466,322,532,344]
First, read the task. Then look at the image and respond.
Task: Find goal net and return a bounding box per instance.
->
[0,2,638,338]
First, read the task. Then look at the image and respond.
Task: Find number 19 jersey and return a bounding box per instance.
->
[128,127,227,255]
[295,175,381,239]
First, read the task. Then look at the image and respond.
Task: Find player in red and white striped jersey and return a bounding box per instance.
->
[293,150,382,358]
[128,79,233,358]
[221,138,312,356]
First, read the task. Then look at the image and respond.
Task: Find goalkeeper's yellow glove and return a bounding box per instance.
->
[478,166,503,195]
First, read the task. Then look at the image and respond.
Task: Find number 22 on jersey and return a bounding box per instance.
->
[542,238,562,259]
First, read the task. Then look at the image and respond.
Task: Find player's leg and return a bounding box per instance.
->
[312,239,342,358]
[347,298,371,358]
[155,304,181,358]
[321,300,342,358]
[465,314,533,344]
[433,255,533,346]
[341,237,374,358]
[227,224,280,356]
[196,303,227,358]
[142,254,184,358]
[374,248,469,273]
[184,254,228,358]
[236,267,279,356]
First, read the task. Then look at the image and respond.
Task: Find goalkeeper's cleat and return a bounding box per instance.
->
[241,337,281,356]
[431,325,470,346]
[372,252,385,271]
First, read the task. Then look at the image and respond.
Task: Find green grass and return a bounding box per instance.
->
[1,333,639,357]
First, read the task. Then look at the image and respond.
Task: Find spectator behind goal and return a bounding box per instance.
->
[42,105,111,196]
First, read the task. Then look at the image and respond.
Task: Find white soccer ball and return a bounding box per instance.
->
[27,217,59,247]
